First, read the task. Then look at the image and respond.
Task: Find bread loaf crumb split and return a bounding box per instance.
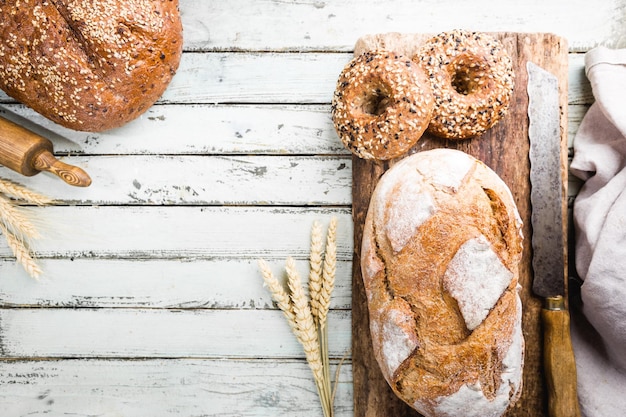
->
[361,148,524,417]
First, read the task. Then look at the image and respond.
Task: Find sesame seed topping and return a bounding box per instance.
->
[0,0,182,132]
[416,29,515,140]
[331,50,434,160]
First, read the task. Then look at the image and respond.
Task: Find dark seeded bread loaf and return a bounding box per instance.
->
[0,0,183,132]
[361,149,524,417]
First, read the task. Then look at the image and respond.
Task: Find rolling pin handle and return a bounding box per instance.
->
[32,149,92,187]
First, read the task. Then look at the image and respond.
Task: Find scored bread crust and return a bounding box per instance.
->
[0,0,183,132]
[361,149,524,417]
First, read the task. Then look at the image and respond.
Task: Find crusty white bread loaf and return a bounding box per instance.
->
[0,0,183,132]
[361,149,524,417]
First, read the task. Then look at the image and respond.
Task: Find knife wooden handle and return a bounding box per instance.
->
[542,296,581,417]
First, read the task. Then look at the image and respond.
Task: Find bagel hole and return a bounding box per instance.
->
[451,59,487,95]
[361,90,392,116]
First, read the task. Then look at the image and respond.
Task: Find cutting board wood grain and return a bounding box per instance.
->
[351,32,568,417]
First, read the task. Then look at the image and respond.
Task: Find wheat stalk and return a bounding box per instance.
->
[319,216,337,413]
[257,218,341,417]
[330,350,350,412]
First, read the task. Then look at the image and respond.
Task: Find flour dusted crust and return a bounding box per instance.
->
[361,149,524,417]
[0,0,182,132]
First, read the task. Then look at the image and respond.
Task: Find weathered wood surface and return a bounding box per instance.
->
[0,53,594,107]
[351,33,568,417]
[0,0,622,416]
[178,0,621,52]
[0,258,353,309]
[0,359,354,417]
[0,155,353,206]
[0,207,353,259]
[0,103,348,155]
[0,309,351,358]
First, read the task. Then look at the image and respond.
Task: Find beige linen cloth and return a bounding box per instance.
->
[570,46,626,416]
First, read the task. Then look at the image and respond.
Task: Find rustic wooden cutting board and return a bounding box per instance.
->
[351,32,568,417]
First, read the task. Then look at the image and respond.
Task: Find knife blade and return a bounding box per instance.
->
[527,61,581,417]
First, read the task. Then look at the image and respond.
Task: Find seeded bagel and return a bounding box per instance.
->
[331,50,434,160]
[416,30,514,140]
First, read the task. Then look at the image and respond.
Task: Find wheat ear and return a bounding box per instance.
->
[309,220,323,325]
[258,259,297,332]
[0,194,41,240]
[0,179,53,205]
[0,222,42,279]
[285,257,324,380]
[319,216,337,330]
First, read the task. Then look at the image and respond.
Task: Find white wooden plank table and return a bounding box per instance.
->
[0,1,624,416]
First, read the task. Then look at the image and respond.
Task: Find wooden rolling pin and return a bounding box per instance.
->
[0,116,91,187]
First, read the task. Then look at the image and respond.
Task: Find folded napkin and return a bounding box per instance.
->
[570,46,626,416]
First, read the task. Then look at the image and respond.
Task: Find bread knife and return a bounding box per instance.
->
[527,61,581,417]
[0,115,91,187]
